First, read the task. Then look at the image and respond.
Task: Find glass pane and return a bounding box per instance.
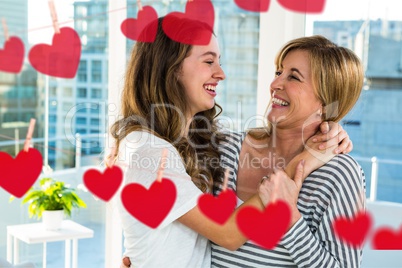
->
[0,0,107,266]
[1,0,263,266]
[306,0,402,204]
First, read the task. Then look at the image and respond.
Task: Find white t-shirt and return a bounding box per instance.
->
[116,131,211,268]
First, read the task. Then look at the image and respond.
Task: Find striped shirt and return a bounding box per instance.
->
[212,132,366,268]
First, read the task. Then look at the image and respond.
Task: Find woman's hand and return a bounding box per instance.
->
[259,160,304,229]
[311,121,353,154]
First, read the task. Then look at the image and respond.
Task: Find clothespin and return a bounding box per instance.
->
[2,18,9,41]
[23,119,36,152]
[156,148,168,183]
[221,169,229,192]
[137,0,143,11]
[48,0,60,34]
[105,146,117,168]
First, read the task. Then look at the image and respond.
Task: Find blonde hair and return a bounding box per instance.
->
[250,35,364,138]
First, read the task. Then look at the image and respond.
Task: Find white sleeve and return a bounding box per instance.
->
[120,132,203,229]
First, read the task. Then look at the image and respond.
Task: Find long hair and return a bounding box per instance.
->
[249,35,364,139]
[111,17,225,192]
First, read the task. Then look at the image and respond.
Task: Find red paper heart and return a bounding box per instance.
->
[28,27,81,78]
[0,36,25,73]
[121,178,177,229]
[333,211,372,248]
[162,0,214,45]
[198,189,236,225]
[234,0,270,12]
[372,225,402,250]
[236,200,290,249]
[83,166,123,201]
[121,6,158,42]
[0,148,43,198]
[277,0,326,14]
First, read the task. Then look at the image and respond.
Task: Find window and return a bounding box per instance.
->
[76,117,87,125]
[63,87,73,97]
[2,1,401,268]
[78,60,87,82]
[91,60,102,83]
[77,87,87,98]
[306,0,402,204]
[91,88,102,99]
[90,118,100,126]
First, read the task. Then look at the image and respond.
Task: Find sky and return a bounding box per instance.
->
[27,0,402,44]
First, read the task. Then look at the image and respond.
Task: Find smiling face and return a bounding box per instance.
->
[268,49,323,129]
[178,35,226,119]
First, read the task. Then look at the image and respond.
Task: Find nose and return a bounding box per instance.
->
[213,64,226,81]
[270,75,283,94]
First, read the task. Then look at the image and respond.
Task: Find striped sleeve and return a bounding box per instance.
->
[281,154,366,268]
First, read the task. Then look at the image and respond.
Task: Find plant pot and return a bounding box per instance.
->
[42,210,64,230]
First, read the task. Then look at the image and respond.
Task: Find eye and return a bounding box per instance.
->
[290,75,300,81]
[275,71,282,77]
[205,61,214,65]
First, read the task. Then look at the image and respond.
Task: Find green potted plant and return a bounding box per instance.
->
[19,177,87,230]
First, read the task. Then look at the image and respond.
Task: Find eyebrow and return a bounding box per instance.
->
[201,51,221,58]
[291,68,305,79]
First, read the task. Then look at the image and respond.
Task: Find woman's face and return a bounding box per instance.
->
[268,49,323,129]
[179,35,226,119]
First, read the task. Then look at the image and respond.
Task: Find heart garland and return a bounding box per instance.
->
[0,36,24,73]
[28,27,81,79]
[372,225,402,250]
[83,165,123,202]
[121,6,158,42]
[234,0,270,12]
[236,200,291,249]
[333,211,372,248]
[277,0,326,13]
[234,0,326,13]
[121,178,177,229]
[198,189,237,225]
[0,148,43,198]
[162,0,215,45]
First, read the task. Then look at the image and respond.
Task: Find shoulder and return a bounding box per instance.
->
[119,131,180,162]
[219,131,245,155]
[305,154,365,194]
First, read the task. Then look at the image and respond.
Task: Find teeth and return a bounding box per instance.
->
[205,85,216,91]
[272,97,289,106]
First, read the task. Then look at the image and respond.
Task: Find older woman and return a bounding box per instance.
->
[211,35,365,267]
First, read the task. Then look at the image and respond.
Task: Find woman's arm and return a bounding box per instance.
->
[279,156,365,267]
[178,193,263,251]
[285,121,352,179]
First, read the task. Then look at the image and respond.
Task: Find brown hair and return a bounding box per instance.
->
[250,35,364,138]
[111,17,225,192]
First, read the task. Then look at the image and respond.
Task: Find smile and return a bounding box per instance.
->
[204,85,216,92]
[272,97,289,106]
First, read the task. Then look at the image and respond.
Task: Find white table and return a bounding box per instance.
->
[7,220,94,268]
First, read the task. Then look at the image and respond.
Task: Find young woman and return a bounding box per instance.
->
[115,16,353,268]
[211,36,366,268]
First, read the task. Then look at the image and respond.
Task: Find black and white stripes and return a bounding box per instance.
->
[212,132,366,268]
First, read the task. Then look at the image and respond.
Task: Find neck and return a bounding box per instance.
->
[269,121,321,161]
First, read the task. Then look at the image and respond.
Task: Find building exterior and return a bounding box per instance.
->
[0,0,38,157]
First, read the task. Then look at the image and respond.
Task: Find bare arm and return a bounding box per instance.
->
[285,121,351,179]
[178,193,263,251]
